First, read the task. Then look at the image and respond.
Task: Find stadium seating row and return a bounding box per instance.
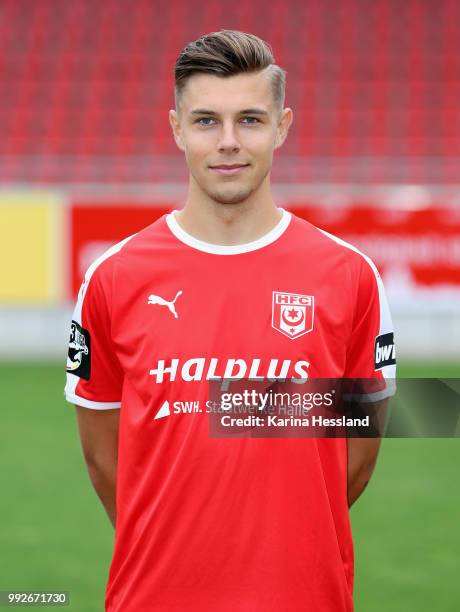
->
[0,0,458,182]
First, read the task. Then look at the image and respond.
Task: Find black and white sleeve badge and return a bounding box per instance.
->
[374,332,396,369]
[66,320,91,380]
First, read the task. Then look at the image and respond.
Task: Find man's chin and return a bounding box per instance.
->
[207,186,254,205]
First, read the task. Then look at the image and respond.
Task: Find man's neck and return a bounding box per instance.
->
[175,178,282,246]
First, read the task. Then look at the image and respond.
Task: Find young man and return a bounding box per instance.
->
[65,30,396,612]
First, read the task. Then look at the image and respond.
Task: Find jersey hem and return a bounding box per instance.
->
[64,391,121,410]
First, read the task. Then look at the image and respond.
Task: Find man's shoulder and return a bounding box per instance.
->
[289,212,379,276]
[82,213,168,283]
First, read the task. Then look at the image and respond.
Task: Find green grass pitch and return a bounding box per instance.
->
[0,361,459,611]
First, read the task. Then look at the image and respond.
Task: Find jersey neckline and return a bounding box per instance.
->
[165,207,291,255]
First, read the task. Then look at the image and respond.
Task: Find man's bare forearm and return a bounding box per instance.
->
[86,462,117,527]
[347,437,382,507]
[346,398,388,507]
[75,406,120,528]
[347,454,374,507]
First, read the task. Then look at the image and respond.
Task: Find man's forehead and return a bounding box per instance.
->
[180,72,274,114]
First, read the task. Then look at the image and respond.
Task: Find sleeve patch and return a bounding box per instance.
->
[66,320,91,380]
[374,332,396,370]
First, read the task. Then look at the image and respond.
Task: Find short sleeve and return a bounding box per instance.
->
[343,255,396,401]
[64,258,124,410]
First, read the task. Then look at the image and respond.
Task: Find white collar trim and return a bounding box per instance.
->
[165,207,291,255]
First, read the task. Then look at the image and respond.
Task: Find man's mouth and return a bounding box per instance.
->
[209,164,250,175]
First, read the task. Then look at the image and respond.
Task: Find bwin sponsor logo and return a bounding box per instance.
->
[374,332,396,369]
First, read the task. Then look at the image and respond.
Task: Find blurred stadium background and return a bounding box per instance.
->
[0,0,459,610]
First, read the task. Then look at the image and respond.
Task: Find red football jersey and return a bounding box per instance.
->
[65,208,396,612]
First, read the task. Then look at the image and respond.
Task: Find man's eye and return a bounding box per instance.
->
[241,117,260,124]
[196,117,216,126]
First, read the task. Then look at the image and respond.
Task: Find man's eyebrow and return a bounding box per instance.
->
[190,109,218,116]
[189,108,269,116]
[239,108,269,116]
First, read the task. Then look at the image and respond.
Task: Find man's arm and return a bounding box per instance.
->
[74,406,120,528]
[346,398,388,508]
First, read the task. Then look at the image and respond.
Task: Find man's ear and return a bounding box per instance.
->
[169,109,186,152]
[274,107,293,149]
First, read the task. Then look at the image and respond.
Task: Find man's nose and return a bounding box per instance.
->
[217,122,240,152]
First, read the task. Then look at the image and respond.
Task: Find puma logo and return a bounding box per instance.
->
[147,290,183,319]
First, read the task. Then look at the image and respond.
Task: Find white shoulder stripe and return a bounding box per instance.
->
[75,233,137,322]
[317,228,396,379]
[318,228,381,279]
[65,233,136,402]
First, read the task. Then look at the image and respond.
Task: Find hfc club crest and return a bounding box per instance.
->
[272,291,314,340]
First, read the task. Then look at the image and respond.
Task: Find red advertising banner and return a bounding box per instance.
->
[69,201,460,309]
[289,204,460,286]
